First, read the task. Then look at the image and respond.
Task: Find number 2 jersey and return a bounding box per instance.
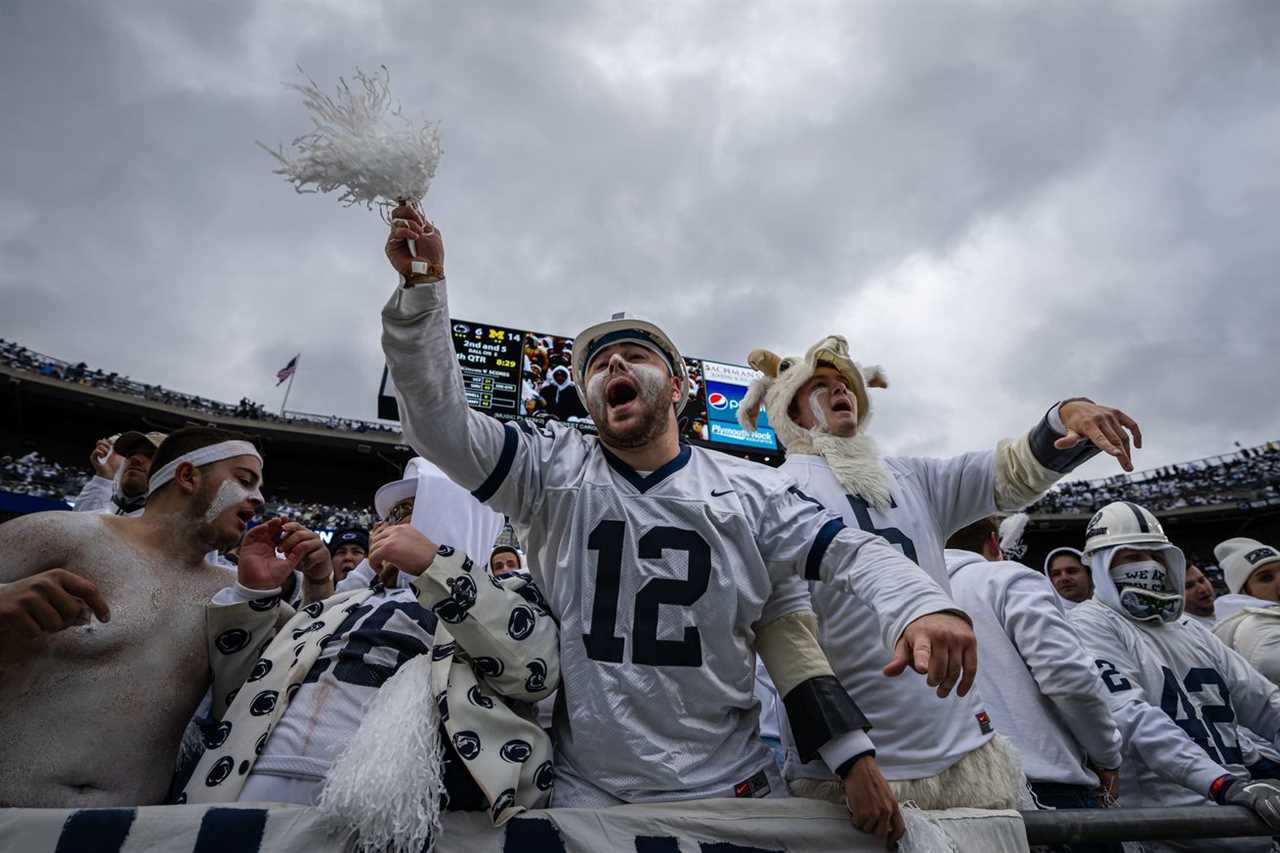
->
[1070,599,1280,811]
[381,279,958,805]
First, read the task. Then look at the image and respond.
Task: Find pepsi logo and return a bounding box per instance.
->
[708,392,729,410]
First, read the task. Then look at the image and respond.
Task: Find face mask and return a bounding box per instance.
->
[1111,558,1182,623]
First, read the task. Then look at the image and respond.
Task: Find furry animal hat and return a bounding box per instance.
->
[738,335,887,454]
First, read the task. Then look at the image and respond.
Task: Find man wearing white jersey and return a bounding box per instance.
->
[380,205,974,845]
[945,516,1123,853]
[738,335,1140,809]
[1070,502,1280,852]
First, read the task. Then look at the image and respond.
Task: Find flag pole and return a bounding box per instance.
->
[280,355,299,415]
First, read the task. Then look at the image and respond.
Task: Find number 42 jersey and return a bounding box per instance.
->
[1071,600,1280,810]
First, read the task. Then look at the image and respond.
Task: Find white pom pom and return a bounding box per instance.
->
[998,512,1031,561]
[260,66,442,212]
[318,654,444,853]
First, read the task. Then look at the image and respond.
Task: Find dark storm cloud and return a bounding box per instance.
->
[2,1,1278,476]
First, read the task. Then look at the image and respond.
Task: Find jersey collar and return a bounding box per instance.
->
[600,443,692,494]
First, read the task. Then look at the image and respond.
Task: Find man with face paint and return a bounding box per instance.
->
[72,430,166,516]
[738,335,1140,811]
[1070,503,1280,851]
[381,206,975,847]
[0,426,332,807]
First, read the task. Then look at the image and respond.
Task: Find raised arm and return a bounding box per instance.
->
[380,206,559,525]
[993,399,1139,510]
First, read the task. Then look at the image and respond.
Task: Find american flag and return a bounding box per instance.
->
[275,354,299,385]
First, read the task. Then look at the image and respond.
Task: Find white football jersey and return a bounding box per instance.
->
[1071,600,1280,810]
[382,279,957,805]
[781,452,998,781]
[250,586,436,784]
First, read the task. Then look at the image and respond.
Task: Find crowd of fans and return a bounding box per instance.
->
[1031,441,1280,514]
[4,240,1280,851]
[0,338,396,435]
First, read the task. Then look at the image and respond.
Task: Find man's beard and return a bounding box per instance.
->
[586,363,672,450]
[810,430,893,509]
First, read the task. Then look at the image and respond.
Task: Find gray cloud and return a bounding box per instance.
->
[2,1,1278,477]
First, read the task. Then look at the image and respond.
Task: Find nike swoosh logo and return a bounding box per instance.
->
[710,489,734,497]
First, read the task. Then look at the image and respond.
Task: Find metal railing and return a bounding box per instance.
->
[1021,805,1271,845]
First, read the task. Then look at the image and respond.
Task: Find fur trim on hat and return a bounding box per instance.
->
[740,335,893,507]
[739,336,884,454]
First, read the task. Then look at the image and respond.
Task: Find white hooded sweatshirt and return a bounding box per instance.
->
[1069,545,1280,816]
[1213,594,1280,687]
[945,549,1122,787]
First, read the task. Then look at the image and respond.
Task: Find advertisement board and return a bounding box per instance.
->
[699,360,778,452]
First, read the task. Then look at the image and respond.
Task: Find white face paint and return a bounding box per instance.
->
[585,358,669,412]
[203,479,257,524]
[808,387,830,432]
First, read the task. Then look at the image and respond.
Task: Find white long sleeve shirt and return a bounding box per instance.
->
[945,549,1122,787]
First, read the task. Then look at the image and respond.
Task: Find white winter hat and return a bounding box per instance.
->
[737,335,887,454]
[1215,537,1280,594]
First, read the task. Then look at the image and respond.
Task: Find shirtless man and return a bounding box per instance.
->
[0,426,330,807]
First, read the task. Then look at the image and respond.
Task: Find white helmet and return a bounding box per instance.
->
[570,312,688,414]
[1084,501,1169,555]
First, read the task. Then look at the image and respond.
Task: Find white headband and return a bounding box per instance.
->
[147,440,262,498]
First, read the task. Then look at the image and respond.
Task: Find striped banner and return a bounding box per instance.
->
[1,799,1028,853]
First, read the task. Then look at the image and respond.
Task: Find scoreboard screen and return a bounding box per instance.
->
[450,320,524,422]
[379,318,780,457]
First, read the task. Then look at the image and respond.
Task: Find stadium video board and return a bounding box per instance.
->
[378,319,779,455]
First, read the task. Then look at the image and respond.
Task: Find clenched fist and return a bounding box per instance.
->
[385,202,444,284]
[0,569,110,639]
[368,524,438,578]
[883,611,978,699]
[90,439,121,479]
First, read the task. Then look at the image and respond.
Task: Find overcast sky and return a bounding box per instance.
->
[2,1,1277,479]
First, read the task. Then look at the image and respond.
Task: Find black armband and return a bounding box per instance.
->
[1028,401,1102,473]
[783,675,871,763]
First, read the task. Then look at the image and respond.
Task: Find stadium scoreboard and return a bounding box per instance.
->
[450,320,524,421]
[378,317,780,456]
